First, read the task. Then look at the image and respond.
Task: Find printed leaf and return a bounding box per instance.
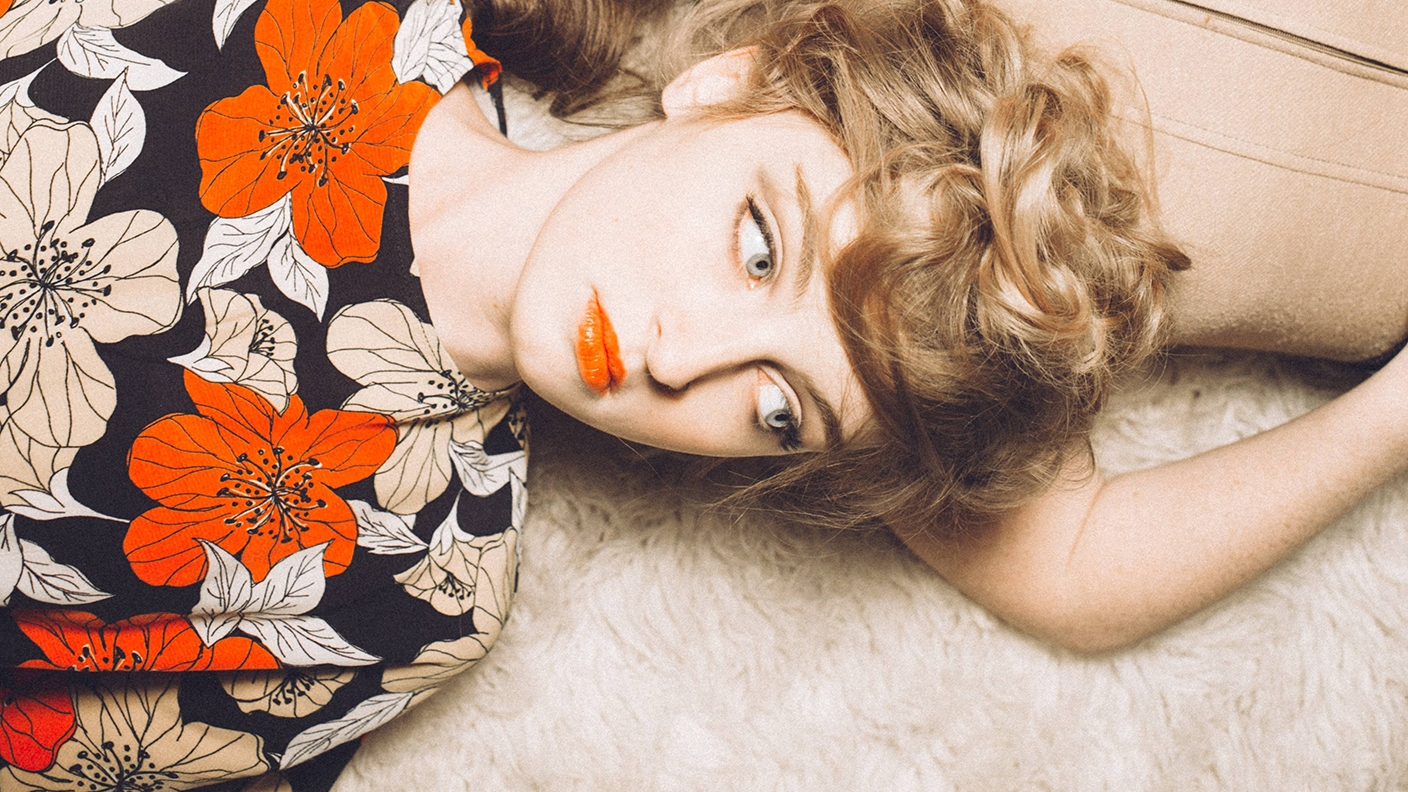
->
[91,71,146,185]
[9,468,125,522]
[449,440,525,498]
[351,499,426,555]
[16,540,112,605]
[166,335,233,379]
[383,173,410,186]
[268,232,329,319]
[191,542,329,645]
[190,541,254,644]
[187,195,293,301]
[250,543,326,617]
[392,0,473,93]
[279,692,413,769]
[0,514,21,606]
[56,25,186,91]
[212,0,263,49]
[239,615,380,667]
[0,66,41,109]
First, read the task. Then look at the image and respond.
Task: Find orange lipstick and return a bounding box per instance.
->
[576,289,626,394]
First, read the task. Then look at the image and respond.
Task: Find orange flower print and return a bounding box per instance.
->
[0,670,75,773]
[13,611,279,672]
[125,371,396,587]
[196,0,438,267]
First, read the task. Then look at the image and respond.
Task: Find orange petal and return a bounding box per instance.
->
[112,613,204,671]
[124,506,251,587]
[203,635,280,670]
[290,162,387,267]
[0,670,75,773]
[291,408,395,489]
[128,413,241,505]
[254,0,342,95]
[343,80,438,176]
[183,371,305,445]
[12,611,103,670]
[317,0,399,101]
[196,86,298,218]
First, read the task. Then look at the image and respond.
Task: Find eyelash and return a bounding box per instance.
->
[740,196,802,451]
[775,416,802,452]
[744,196,776,281]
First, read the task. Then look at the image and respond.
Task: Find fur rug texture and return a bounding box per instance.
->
[332,86,1408,792]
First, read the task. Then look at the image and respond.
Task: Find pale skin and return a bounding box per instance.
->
[411,51,1408,655]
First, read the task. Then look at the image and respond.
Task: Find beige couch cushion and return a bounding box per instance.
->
[998,0,1408,359]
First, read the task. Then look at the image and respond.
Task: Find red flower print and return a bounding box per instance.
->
[0,670,75,772]
[13,611,279,672]
[195,0,438,267]
[125,371,396,586]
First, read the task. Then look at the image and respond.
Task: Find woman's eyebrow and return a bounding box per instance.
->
[795,369,843,450]
[757,164,819,302]
[791,164,819,303]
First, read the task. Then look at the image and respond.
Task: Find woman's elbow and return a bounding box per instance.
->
[1001,590,1163,655]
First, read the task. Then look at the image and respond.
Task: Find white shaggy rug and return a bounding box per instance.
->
[332,86,1408,792]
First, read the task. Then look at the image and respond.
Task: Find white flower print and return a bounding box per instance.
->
[0,120,180,448]
[219,668,356,719]
[0,0,178,62]
[169,288,298,412]
[393,495,518,630]
[326,299,512,514]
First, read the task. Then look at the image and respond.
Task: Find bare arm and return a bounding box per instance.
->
[900,348,1408,654]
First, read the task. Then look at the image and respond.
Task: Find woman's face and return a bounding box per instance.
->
[508,110,871,457]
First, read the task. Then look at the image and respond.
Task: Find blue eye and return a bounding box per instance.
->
[757,380,801,451]
[741,198,776,279]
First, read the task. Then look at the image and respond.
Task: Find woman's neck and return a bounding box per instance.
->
[407,82,656,391]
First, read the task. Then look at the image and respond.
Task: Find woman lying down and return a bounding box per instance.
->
[0,0,1403,788]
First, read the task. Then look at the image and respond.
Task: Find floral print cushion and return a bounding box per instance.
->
[0,0,521,789]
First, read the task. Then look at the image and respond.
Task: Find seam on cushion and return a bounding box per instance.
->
[1110,0,1408,88]
[1139,112,1408,194]
[1172,0,1408,73]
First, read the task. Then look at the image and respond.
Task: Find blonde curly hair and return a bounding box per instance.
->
[476,0,1191,534]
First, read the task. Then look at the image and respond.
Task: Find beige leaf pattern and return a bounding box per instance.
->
[220,669,356,719]
[381,633,494,706]
[0,412,77,508]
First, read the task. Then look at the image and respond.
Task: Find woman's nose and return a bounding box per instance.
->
[644,308,781,393]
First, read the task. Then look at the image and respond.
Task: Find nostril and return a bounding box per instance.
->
[649,374,687,397]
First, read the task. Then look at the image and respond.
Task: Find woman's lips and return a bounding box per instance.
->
[576,289,626,394]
